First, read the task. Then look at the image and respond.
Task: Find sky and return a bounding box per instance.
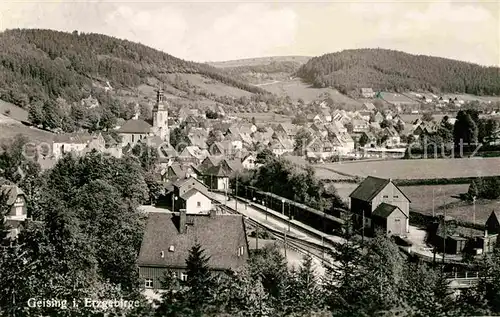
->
[0,0,499,66]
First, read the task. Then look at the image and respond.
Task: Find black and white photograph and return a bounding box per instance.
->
[0,0,499,316]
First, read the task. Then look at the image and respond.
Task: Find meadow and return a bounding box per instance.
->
[317,158,500,180]
[0,99,29,122]
[261,79,362,107]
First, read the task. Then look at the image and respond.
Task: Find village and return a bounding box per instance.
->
[3,87,500,301]
[1,7,500,314]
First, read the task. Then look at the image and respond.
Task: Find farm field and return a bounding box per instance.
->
[433,199,500,225]
[380,92,418,104]
[318,158,500,180]
[316,168,355,181]
[0,99,29,122]
[166,73,253,98]
[399,113,453,124]
[208,56,311,68]
[261,79,362,107]
[0,120,55,144]
[401,184,469,213]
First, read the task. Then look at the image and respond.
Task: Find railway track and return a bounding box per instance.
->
[217,203,337,270]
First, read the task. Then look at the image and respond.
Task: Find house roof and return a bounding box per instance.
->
[204,164,229,177]
[137,212,247,270]
[180,188,212,200]
[372,203,407,218]
[117,119,152,134]
[364,102,376,111]
[1,185,25,205]
[349,176,392,202]
[169,164,188,178]
[223,159,243,173]
[53,132,98,144]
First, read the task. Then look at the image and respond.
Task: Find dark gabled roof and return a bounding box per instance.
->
[180,188,212,200]
[204,164,229,177]
[169,164,187,178]
[372,203,407,218]
[173,177,207,191]
[1,185,25,205]
[117,119,152,134]
[137,213,248,270]
[349,176,391,202]
[223,159,243,173]
[349,176,411,203]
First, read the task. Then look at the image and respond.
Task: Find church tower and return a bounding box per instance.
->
[152,88,169,141]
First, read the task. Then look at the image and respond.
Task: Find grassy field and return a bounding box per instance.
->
[434,199,500,225]
[0,99,29,122]
[318,158,500,180]
[0,120,55,144]
[166,73,253,98]
[261,79,362,107]
[208,56,311,68]
[380,92,418,104]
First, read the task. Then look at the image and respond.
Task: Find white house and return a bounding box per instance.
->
[172,178,213,215]
[241,154,257,169]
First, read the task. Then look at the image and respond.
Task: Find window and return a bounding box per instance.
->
[180,272,188,281]
[15,197,23,204]
[393,195,399,198]
[144,279,153,288]
[237,246,245,257]
[197,201,201,208]
[383,195,389,198]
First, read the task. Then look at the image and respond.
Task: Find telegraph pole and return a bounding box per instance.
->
[256,225,259,250]
[442,205,446,269]
[235,176,238,210]
[284,229,287,258]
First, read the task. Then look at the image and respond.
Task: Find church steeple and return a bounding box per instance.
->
[154,88,165,111]
[152,86,169,141]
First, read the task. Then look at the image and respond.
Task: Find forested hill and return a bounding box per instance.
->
[296,48,500,95]
[0,28,267,109]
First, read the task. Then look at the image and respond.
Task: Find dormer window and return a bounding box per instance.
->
[15,197,23,204]
[169,245,175,252]
[383,195,389,198]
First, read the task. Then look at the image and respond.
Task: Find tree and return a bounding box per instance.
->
[170,127,190,153]
[256,148,275,165]
[286,255,324,315]
[402,263,455,317]
[183,243,218,316]
[359,133,369,147]
[454,110,479,147]
[294,128,313,155]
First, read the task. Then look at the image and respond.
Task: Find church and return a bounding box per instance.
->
[117,89,170,146]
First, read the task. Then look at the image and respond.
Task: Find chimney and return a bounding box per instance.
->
[179,209,187,234]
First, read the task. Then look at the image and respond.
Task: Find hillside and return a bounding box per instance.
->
[210,56,311,85]
[0,29,291,132]
[296,48,500,96]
